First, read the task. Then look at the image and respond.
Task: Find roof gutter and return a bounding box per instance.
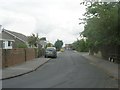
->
[0,39,15,41]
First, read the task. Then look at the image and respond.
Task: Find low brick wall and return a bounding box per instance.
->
[2,49,25,68]
[0,49,2,68]
[1,49,6,68]
[2,48,38,68]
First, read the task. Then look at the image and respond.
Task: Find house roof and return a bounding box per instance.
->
[2,29,28,43]
[40,37,46,41]
[0,33,14,41]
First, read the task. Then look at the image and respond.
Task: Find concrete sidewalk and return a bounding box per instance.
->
[1,57,50,80]
[81,53,119,80]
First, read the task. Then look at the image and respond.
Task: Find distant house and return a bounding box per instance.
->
[1,28,29,49]
[65,44,72,50]
[39,37,47,48]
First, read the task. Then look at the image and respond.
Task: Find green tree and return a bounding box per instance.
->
[72,39,89,52]
[80,2,120,55]
[46,42,53,47]
[28,33,39,47]
[54,39,63,51]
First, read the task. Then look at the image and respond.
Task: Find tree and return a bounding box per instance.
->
[80,2,120,56]
[54,39,63,51]
[72,39,89,52]
[28,33,39,47]
[46,42,53,47]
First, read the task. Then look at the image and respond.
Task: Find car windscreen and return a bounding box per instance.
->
[46,48,55,51]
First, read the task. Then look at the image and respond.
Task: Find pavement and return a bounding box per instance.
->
[1,57,50,80]
[1,51,62,80]
[1,51,119,81]
[81,52,119,80]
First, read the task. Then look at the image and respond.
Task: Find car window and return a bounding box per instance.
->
[46,48,56,51]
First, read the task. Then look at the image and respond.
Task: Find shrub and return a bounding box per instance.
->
[17,43,27,48]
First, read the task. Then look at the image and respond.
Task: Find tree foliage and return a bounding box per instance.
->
[54,39,63,51]
[28,33,39,47]
[81,2,120,54]
[46,42,53,47]
[72,39,89,52]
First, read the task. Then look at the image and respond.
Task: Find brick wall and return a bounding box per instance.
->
[2,48,37,68]
[25,48,35,61]
[2,49,25,68]
[0,49,2,68]
[0,49,6,68]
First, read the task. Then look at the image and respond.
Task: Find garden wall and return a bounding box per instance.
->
[1,48,40,68]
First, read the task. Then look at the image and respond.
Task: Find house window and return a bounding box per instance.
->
[8,41,11,46]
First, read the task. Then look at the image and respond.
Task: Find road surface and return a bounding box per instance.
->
[2,50,118,88]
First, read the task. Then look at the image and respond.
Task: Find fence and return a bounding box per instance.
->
[1,48,45,68]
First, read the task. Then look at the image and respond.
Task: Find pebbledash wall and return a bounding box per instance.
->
[1,48,38,68]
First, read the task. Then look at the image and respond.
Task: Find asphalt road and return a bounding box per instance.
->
[2,50,118,88]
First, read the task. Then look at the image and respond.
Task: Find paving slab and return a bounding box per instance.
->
[1,57,50,80]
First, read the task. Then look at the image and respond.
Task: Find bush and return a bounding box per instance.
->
[17,43,27,48]
[37,48,45,57]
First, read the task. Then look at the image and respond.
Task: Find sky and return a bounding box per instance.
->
[0,0,86,45]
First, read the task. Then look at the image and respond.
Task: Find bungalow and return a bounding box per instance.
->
[0,33,14,49]
[1,28,29,49]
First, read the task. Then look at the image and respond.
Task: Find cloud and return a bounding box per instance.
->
[45,29,79,44]
[0,8,37,35]
[0,0,86,44]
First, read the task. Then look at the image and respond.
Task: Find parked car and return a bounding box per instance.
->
[45,47,57,58]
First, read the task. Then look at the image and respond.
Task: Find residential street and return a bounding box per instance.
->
[2,50,118,88]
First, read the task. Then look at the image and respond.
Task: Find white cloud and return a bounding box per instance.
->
[0,8,37,35]
[0,0,86,44]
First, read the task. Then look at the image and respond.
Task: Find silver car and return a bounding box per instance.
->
[45,47,57,58]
